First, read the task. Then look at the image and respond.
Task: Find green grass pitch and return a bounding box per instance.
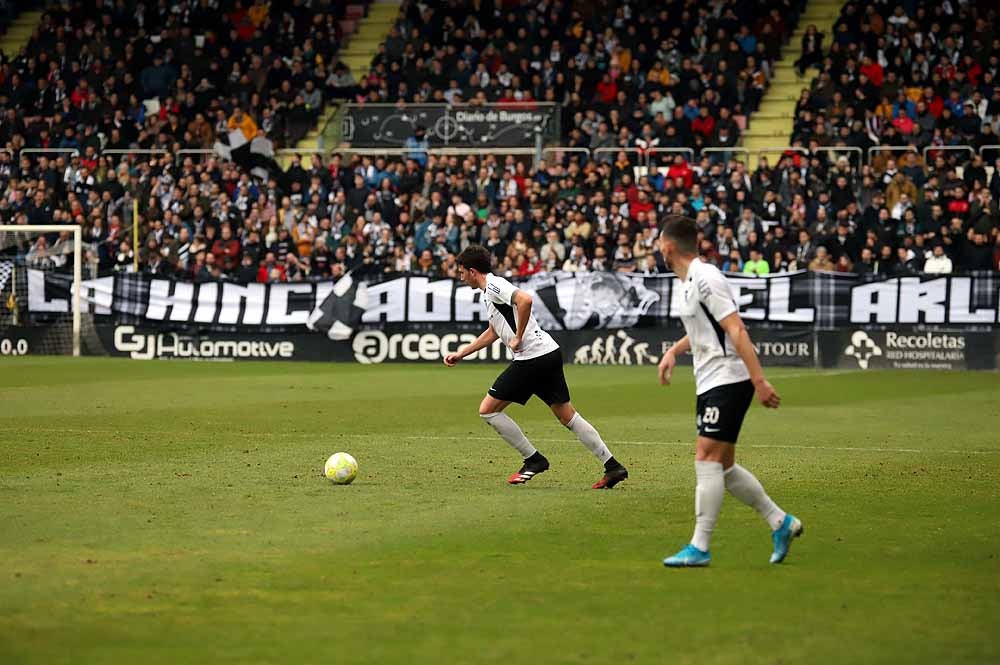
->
[1,358,998,664]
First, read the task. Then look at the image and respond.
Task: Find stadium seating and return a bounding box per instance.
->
[1,0,998,281]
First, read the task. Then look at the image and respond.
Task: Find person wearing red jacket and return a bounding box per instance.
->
[922,87,944,117]
[667,155,694,190]
[691,107,716,138]
[961,54,982,87]
[595,74,618,105]
[517,247,543,277]
[211,224,242,272]
[256,251,287,283]
[630,191,654,221]
[70,81,89,108]
[860,56,884,87]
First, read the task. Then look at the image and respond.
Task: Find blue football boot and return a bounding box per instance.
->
[663,544,711,567]
[770,514,804,564]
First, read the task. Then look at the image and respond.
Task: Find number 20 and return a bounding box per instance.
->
[703,406,720,424]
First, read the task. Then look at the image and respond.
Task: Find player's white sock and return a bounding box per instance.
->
[691,460,724,552]
[565,413,613,464]
[724,464,787,531]
[480,412,538,459]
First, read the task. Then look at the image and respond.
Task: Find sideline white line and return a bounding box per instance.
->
[765,369,856,379]
[1,428,994,456]
[392,434,990,456]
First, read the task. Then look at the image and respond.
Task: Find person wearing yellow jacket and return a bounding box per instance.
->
[227,107,258,143]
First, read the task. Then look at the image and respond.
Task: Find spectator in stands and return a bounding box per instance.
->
[404,127,429,169]
[923,244,953,274]
[854,248,875,274]
[962,232,995,271]
[795,25,824,76]
[808,246,835,272]
[722,249,744,274]
[743,248,770,275]
[562,245,589,272]
[893,247,919,276]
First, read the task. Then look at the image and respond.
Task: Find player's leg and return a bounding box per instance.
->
[479,396,533,456]
[549,401,628,489]
[481,363,549,484]
[535,349,628,488]
[723,463,786,530]
[723,461,802,563]
[714,380,802,563]
[663,435,730,567]
[664,385,736,567]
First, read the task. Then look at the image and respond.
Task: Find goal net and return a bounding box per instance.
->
[0,225,95,356]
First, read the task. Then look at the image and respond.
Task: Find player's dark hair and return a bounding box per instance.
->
[660,215,698,254]
[456,245,492,274]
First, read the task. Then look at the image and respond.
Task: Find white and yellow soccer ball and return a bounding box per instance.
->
[324,452,359,485]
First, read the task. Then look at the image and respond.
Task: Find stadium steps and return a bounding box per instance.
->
[0,12,43,59]
[742,0,844,165]
[338,1,401,82]
[284,2,400,166]
[282,104,337,168]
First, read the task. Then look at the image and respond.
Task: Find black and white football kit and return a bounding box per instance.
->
[482,273,570,406]
[677,259,754,443]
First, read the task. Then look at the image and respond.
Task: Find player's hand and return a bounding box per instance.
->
[658,351,676,385]
[754,378,781,408]
[509,336,522,351]
[443,353,461,367]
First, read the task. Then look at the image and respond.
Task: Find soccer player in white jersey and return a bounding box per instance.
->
[443,245,628,489]
[656,216,803,566]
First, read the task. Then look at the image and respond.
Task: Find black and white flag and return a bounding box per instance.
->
[306,273,368,340]
[0,261,12,296]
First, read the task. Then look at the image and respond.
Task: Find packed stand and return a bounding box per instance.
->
[787,1,1000,270]
[3,0,999,282]
[0,0,358,263]
[15,139,1000,283]
[793,1,999,159]
[349,0,804,160]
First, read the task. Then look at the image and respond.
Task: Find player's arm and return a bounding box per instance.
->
[444,327,499,366]
[718,312,780,409]
[510,289,532,351]
[658,335,690,385]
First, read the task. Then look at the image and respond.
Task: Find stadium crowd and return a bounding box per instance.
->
[0,0,998,283]
[350,0,804,153]
[793,0,1000,165]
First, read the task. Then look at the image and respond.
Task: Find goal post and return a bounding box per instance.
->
[0,225,83,357]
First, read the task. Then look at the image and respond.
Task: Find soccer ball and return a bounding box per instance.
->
[324,452,358,485]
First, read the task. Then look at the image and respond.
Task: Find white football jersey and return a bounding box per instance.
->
[677,259,751,394]
[483,273,560,361]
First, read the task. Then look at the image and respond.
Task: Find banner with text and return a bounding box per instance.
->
[21,270,1000,335]
[6,323,995,369]
[341,103,560,147]
[79,323,814,366]
[819,329,997,371]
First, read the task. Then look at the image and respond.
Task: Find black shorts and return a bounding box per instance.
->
[489,349,571,406]
[695,380,755,443]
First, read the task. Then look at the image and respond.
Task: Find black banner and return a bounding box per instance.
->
[24,269,1000,333]
[94,324,354,362]
[341,103,559,147]
[0,327,36,357]
[17,322,990,368]
[87,323,815,366]
[818,329,998,371]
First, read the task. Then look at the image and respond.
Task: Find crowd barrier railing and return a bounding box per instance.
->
[922,145,975,163]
